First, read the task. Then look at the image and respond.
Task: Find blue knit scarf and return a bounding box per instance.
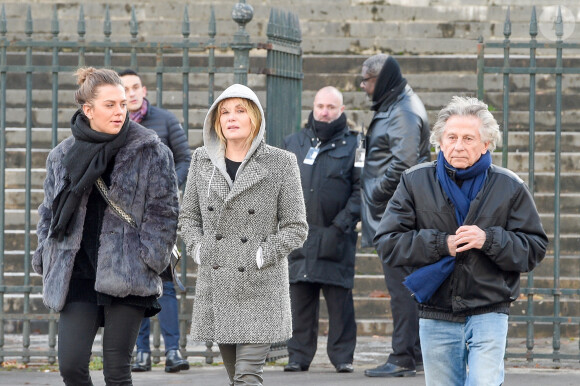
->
[403,150,492,303]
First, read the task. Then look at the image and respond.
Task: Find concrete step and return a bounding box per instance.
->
[518,173,580,195]
[533,193,580,215]
[4,189,44,210]
[503,132,580,153]
[2,209,40,230]
[491,152,580,174]
[537,213,580,235]
[4,168,49,189]
[1,233,38,255]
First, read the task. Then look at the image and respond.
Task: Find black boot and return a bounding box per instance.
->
[165,349,190,373]
[131,351,151,372]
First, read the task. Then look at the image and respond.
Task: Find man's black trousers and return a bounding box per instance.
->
[287,282,357,368]
[382,262,422,368]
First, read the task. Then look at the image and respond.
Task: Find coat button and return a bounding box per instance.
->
[212,264,220,270]
[208,206,214,211]
[241,237,248,243]
[248,209,255,214]
[238,267,245,272]
[216,234,223,240]
[331,143,336,147]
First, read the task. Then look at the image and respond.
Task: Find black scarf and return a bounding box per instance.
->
[371,56,408,112]
[50,110,130,241]
[307,112,347,144]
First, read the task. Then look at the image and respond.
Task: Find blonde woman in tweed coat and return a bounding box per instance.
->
[179,84,308,385]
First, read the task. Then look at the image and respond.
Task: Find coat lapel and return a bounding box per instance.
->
[200,162,230,201]
[226,157,268,202]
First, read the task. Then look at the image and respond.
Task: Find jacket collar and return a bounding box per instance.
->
[199,143,270,202]
[302,125,348,150]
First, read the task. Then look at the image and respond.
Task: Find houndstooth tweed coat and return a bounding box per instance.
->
[179,84,308,344]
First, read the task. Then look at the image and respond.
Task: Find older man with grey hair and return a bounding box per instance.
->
[374,96,548,385]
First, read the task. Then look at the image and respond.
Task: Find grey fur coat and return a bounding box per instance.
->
[32,121,179,312]
[179,84,308,344]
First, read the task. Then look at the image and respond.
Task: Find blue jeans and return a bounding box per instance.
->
[136,281,180,354]
[419,313,508,386]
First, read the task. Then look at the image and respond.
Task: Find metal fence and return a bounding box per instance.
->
[477,6,580,362]
[0,1,302,364]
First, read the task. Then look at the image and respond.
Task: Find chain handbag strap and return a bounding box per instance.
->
[94,177,185,291]
[94,177,137,228]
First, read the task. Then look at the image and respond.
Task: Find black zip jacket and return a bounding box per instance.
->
[374,161,548,321]
[283,124,361,288]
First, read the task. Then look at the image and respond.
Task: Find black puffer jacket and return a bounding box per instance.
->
[361,85,430,247]
[374,162,549,321]
[141,105,192,188]
[283,124,361,288]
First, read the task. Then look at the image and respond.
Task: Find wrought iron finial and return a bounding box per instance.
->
[267,9,275,37]
[208,5,216,38]
[503,7,511,38]
[232,1,254,29]
[25,6,33,37]
[1,5,7,37]
[267,8,280,39]
[51,5,60,37]
[130,6,138,39]
[291,12,301,42]
[529,6,537,38]
[78,5,86,38]
[182,5,190,38]
[104,5,112,38]
[555,6,564,40]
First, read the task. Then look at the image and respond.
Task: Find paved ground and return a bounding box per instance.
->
[2,335,580,385]
[1,362,579,385]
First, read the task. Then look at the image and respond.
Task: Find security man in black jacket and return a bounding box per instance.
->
[283,86,361,374]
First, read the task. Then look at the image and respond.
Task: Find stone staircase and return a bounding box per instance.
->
[2,1,579,55]
[2,0,580,340]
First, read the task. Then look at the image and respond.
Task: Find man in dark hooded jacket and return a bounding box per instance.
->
[283,86,361,374]
[359,54,431,377]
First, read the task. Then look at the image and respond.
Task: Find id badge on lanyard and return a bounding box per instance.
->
[354,131,365,168]
[303,142,321,165]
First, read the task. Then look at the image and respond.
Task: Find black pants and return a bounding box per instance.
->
[287,282,357,367]
[58,302,145,386]
[382,262,422,368]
